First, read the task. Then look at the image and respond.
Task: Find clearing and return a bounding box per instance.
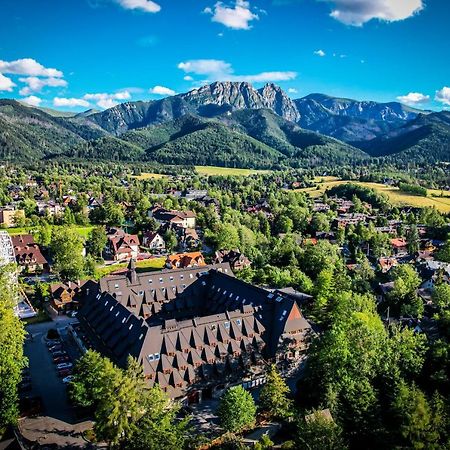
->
[194,165,270,177]
[298,178,450,213]
[132,172,168,180]
[7,225,95,238]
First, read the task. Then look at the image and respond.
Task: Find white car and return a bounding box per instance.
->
[56,362,73,370]
[62,375,74,384]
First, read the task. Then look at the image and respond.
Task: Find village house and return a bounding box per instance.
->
[214,249,251,271]
[77,264,312,402]
[105,228,140,261]
[142,231,166,252]
[166,252,206,269]
[50,280,90,312]
[149,207,196,229]
[12,234,48,273]
[391,238,408,256]
[36,200,64,217]
[177,227,200,251]
[0,206,25,228]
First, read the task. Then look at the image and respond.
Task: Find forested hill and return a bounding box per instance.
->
[0,82,448,167]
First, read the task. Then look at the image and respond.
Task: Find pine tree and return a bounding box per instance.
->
[259,364,292,419]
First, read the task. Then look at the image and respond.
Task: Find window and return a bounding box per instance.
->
[148,354,154,361]
[154,353,160,360]
[224,321,230,329]
[114,284,119,289]
[129,324,133,330]
[139,291,144,296]
[109,306,114,312]
[115,311,120,317]
[236,319,241,326]
[170,276,174,281]
[148,279,153,284]
[122,318,126,323]
[159,278,163,283]
[180,275,184,280]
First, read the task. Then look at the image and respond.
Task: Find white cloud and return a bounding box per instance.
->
[288,88,298,94]
[22,96,42,107]
[19,76,67,95]
[205,0,258,30]
[321,0,424,26]
[238,71,297,83]
[0,58,63,77]
[0,73,15,91]
[183,75,194,81]
[83,91,131,109]
[435,87,450,106]
[116,0,161,13]
[314,49,326,57]
[149,85,176,96]
[396,92,430,105]
[178,59,296,83]
[53,97,90,108]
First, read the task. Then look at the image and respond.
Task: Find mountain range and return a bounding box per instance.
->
[0,81,448,168]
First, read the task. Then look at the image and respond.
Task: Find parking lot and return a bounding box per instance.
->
[23,316,81,423]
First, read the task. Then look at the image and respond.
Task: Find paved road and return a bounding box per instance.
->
[24,317,79,423]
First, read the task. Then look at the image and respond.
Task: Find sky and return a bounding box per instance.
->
[0,0,449,111]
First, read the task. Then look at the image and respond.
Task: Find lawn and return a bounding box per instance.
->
[7,225,95,238]
[194,165,271,177]
[298,179,450,213]
[131,172,168,180]
[94,257,166,279]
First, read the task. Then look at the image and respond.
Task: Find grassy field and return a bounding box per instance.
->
[298,178,450,213]
[7,225,95,238]
[132,172,168,180]
[194,165,270,177]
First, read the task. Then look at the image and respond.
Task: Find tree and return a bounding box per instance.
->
[432,283,450,311]
[163,229,178,253]
[259,365,292,420]
[34,222,52,247]
[392,382,438,449]
[310,213,330,234]
[86,226,107,260]
[207,223,240,251]
[218,386,256,432]
[296,411,347,450]
[50,227,85,280]
[436,237,450,263]
[126,383,190,450]
[0,265,27,432]
[406,225,420,254]
[389,265,422,317]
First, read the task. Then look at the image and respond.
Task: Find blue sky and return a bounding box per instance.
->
[0,0,448,111]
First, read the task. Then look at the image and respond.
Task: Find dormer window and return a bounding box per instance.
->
[224,322,230,329]
[154,353,160,360]
[236,319,241,326]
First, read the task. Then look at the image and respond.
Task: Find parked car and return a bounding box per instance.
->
[49,345,63,352]
[62,375,74,384]
[51,351,67,358]
[67,311,77,318]
[56,362,73,370]
[58,368,72,377]
[46,339,61,347]
[53,356,70,364]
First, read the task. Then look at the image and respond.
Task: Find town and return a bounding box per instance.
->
[0,161,449,449]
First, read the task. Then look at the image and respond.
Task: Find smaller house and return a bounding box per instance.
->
[391,238,408,256]
[12,234,48,273]
[378,257,399,273]
[166,252,206,269]
[214,249,251,271]
[50,280,87,311]
[143,231,166,252]
[106,228,140,261]
[178,228,200,250]
[149,207,196,229]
